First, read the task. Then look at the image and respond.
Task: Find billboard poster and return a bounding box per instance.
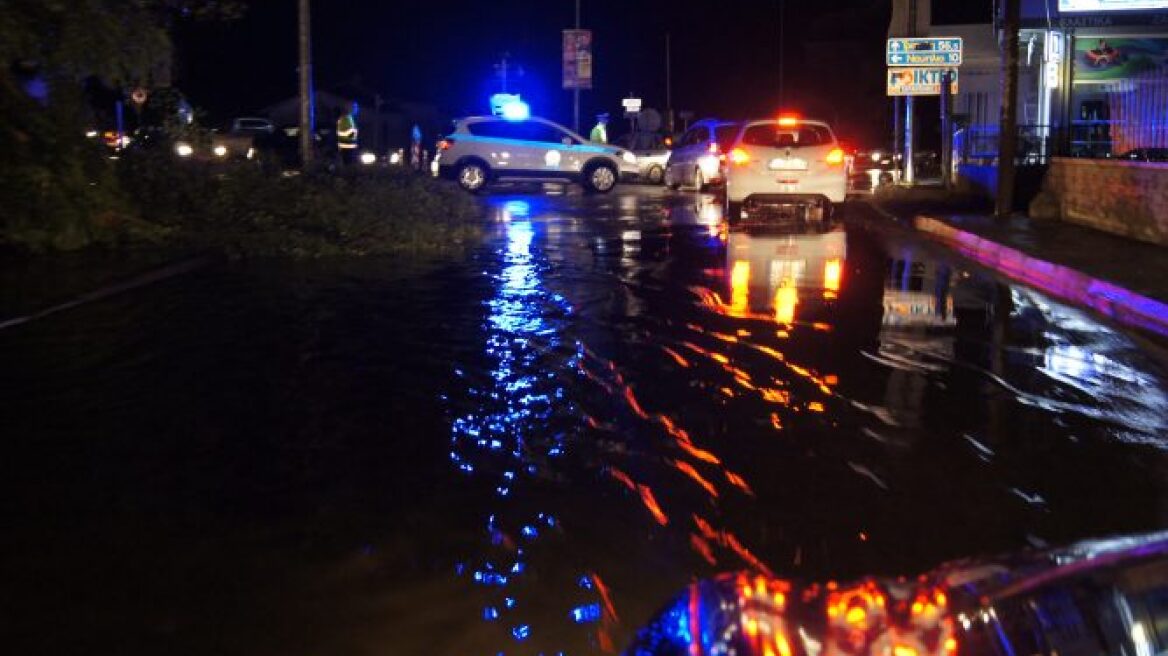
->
[886,68,959,96]
[1073,37,1168,81]
[1059,1,1168,11]
[562,30,593,90]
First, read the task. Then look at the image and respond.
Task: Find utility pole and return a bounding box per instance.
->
[665,32,673,134]
[941,69,954,189]
[573,0,581,134]
[298,0,315,167]
[996,0,1022,217]
[777,0,786,108]
[495,53,512,93]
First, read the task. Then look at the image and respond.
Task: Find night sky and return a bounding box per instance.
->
[174,0,992,144]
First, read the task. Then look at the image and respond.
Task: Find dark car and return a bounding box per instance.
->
[1116,148,1168,162]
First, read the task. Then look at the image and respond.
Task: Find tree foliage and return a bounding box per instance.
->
[0,0,245,250]
[0,0,243,87]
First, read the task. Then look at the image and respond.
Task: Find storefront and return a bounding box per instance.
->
[1023,0,1168,159]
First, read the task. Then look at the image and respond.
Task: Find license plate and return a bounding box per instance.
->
[769,158,807,171]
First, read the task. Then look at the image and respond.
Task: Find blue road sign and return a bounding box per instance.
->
[887,38,963,67]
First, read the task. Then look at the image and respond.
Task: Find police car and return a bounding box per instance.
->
[433,100,639,194]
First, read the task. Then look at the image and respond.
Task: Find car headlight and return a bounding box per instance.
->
[389,152,402,165]
[175,142,194,158]
[621,151,637,165]
[213,145,228,158]
[360,152,377,165]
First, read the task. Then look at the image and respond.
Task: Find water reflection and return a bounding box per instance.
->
[722,226,847,327]
[450,216,607,651]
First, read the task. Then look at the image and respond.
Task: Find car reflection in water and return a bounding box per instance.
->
[723,224,848,329]
[625,532,1168,656]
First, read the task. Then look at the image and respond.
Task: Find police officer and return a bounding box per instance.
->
[590,113,609,144]
[336,101,360,165]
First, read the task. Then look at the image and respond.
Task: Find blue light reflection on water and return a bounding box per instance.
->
[448,214,602,650]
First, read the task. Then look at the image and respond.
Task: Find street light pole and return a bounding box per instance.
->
[298,0,315,167]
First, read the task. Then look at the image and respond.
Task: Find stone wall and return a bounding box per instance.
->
[1031,158,1168,246]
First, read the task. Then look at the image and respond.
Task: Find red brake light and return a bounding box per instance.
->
[778,115,801,127]
[826,148,845,166]
[729,148,750,166]
[438,139,454,151]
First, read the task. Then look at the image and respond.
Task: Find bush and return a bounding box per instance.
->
[116,152,483,257]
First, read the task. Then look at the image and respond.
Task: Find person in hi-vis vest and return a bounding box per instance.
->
[336,102,360,165]
[590,113,609,144]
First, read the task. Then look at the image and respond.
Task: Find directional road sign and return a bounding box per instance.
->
[887,38,963,67]
[887,68,959,96]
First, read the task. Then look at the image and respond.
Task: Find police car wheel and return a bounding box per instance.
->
[457,162,488,192]
[585,163,617,193]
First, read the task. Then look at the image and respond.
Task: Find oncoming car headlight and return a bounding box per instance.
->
[175,142,194,158]
[360,152,377,165]
[621,151,637,165]
[213,145,228,158]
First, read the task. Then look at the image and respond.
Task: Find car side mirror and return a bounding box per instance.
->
[562,137,574,146]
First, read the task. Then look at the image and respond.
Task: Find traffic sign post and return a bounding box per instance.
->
[887,38,963,67]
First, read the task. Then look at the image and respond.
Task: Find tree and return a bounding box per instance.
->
[0,0,244,250]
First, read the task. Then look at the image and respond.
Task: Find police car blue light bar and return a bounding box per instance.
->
[490,93,530,121]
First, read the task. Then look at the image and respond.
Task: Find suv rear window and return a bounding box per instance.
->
[715,125,738,151]
[742,124,833,149]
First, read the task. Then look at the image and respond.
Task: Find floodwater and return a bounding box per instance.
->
[2,186,1166,655]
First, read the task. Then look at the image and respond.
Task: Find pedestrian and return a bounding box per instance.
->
[410,124,423,172]
[590,113,609,144]
[336,101,360,166]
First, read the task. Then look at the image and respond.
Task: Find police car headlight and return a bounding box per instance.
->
[175,142,194,158]
[621,151,637,164]
[360,152,377,165]
[213,145,228,158]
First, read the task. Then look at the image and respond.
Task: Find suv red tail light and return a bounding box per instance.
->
[438,139,454,151]
[729,148,751,166]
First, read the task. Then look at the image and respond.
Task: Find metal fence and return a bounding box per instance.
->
[957,121,1168,164]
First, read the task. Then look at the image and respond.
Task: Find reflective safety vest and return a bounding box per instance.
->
[337,114,359,149]
[590,123,607,144]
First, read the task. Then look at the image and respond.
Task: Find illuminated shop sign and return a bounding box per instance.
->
[1060,0,1168,11]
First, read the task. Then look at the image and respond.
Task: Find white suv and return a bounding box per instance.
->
[664,119,739,191]
[434,116,639,193]
[724,118,847,224]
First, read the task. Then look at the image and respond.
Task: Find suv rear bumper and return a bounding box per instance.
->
[731,194,835,225]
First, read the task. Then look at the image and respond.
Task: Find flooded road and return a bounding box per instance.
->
[3,186,1167,655]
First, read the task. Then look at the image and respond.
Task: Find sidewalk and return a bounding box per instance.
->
[868,190,1168,339]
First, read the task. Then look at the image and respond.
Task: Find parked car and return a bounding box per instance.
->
[664,119,739,191]
[433,115,640,193]
[1116,148,1168,162]
[230,117,276,136]
[723,117,848,224]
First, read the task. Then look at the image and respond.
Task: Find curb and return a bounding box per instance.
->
[914,215,1168,339]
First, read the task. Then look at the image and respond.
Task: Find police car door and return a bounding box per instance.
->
[522,121,575,176]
